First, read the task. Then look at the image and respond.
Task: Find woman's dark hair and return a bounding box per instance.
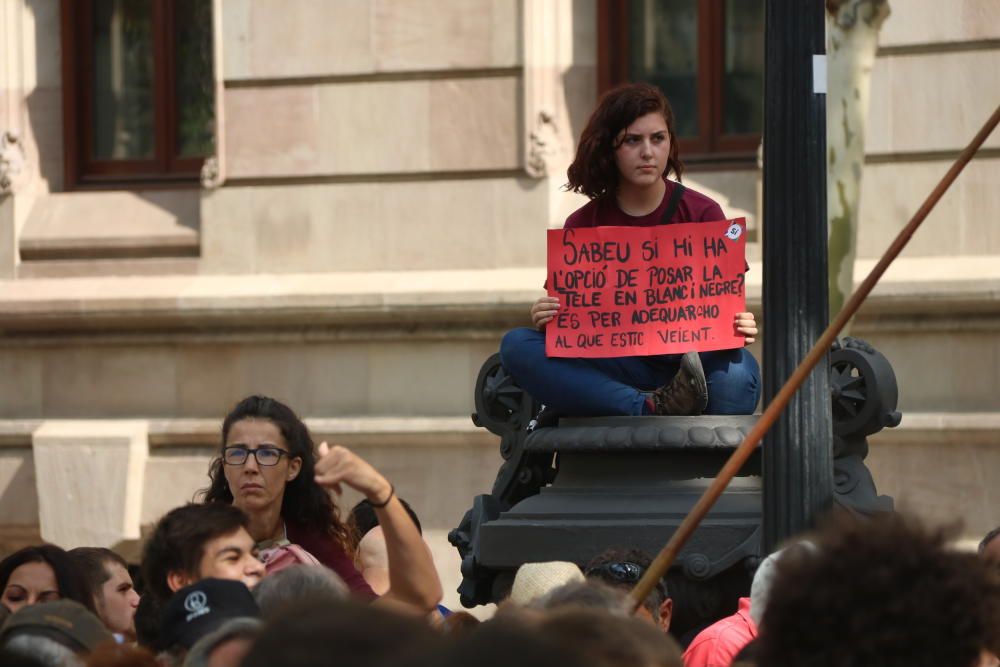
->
[566,82,684,200]
[0,544,96,613]
[202,395,351,551]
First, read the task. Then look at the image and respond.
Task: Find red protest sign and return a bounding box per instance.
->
[545,219,747,358]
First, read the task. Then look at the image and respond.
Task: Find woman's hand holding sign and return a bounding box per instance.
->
[735,311,757,345]
[531,296,560,330]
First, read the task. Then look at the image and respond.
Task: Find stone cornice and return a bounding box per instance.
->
[0,257,998,335]
[2,412,996,451]
[0,416,494,449]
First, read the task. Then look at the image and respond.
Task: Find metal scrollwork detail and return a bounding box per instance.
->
[830,336,897,514]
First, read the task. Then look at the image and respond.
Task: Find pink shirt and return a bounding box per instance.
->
[682,597,757,667]
[564,180,726,229]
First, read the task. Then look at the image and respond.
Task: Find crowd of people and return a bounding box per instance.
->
[1,84,997,666]
[0,394,997,667]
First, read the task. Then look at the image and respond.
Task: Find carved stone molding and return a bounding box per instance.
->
[200,155,222,189]
[0,131,26,195]
[522,0,575,179]
[526,110,560,178]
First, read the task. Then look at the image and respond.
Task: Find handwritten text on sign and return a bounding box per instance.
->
[545,219,747,358]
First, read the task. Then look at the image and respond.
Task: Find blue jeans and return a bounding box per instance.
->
[499,327,761,417]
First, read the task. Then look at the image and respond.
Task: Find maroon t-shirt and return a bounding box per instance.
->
[286,520,377,601]
[564,180,726,228]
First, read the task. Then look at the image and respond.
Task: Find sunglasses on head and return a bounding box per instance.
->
[586,561,669,599]
[588,561,644,583]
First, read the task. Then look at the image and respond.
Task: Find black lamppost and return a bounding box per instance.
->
[761,0,834,553]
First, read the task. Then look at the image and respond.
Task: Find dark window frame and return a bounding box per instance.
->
[60,0,207,189]
[597,0,761,168]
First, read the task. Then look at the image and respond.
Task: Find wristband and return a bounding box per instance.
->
[370,483,395,509]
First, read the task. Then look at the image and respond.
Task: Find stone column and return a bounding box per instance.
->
[761,0,834,553]
[33,421,149,549]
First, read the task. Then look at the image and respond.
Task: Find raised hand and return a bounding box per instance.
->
[314,442,392,505]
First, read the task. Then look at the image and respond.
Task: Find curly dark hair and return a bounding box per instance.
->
[201,395,351,551]
[0,544,96,614]
[566,83,683,200]
[755,512,1000,667]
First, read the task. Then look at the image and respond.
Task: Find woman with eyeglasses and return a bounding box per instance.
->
[202,395,442,612]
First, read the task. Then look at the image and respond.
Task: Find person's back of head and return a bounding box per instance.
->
[749,540,815,626]
[0,646,49,667]
[140,504,249,603]
[440,610,481,636]
[350,497,421,544]
[181,617,260,667]
[409,617,600,667]
[528,579,628,615]
[133,593,163,651]
[85,642,159,667]
[241,597,443,667]
[755,512,1000,667]
[2,635,81,667]
[541,607,683,667]
[252,564,348,616]
[348,496,425,596]
[0,599,113,666]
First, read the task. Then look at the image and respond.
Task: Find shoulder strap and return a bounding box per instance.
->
[659,182,687,225]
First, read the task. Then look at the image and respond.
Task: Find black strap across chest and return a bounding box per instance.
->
[659,183,687,225]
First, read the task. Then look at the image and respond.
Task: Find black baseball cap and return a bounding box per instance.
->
[159,578,259,651]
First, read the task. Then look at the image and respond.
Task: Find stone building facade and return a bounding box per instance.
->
[0,1,997,608]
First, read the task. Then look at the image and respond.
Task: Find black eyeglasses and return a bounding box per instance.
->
[222,446,289,467]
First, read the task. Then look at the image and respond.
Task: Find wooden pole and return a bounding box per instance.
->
[626,102,1000,613]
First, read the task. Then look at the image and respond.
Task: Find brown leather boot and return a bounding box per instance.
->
[652,351,709,415]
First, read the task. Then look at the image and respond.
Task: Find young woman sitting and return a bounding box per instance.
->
[500,83,760,418]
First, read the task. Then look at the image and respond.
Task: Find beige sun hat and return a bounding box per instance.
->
[508,561,585,606]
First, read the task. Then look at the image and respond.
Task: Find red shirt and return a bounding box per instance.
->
[286,520,377,600]
[682,597,757,667]
[564,181,726,229]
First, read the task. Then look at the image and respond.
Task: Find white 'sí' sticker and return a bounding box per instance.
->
[725,223,743,241]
